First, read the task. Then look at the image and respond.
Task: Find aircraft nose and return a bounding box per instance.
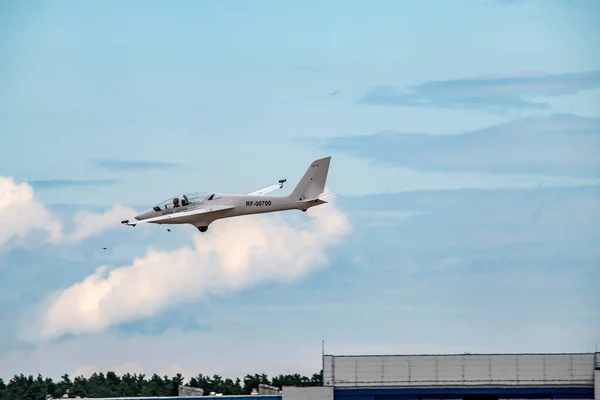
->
[135,210,154,221]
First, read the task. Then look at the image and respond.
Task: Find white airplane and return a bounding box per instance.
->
[121,156,333,232]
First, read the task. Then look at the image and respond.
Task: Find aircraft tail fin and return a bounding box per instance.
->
[289,156,331,201]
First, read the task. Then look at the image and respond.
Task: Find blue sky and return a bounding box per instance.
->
[0,0,599,380]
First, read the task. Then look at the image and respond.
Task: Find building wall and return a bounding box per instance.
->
[323,354,596,388]
[594,370,599,399]
[282,386,333,400]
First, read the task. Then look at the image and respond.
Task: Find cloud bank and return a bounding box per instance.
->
[322,113,600,177]
[0,176,135,250]
[359,70,600,112]
[92,159,179,171]
[31,199,351,341]
[29,179,119,190]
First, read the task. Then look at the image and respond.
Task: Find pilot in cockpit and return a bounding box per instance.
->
[173,197,180,207]
[182,195,189,206]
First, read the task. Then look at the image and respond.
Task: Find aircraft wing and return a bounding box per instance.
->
[121,204,234,226]
[245,179,286,196]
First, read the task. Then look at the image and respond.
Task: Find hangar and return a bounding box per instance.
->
[285,352,599,400]
[76,352,599,400]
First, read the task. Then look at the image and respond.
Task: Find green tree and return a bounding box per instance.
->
[139,373,166,396]
[0,377,6,398]
[243,373,271,394]
[55,374,72,398]
[168,373,185,396]
[1,369,324,398]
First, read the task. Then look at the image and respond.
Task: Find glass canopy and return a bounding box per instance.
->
[152,192,222,211]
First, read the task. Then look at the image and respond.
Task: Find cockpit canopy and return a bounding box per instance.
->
[152,192,222,211]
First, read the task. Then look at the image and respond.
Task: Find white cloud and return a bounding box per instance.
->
[64,204,135,243]
[0,176,62,248]
[31,200,351,341]
[0,176,136,250]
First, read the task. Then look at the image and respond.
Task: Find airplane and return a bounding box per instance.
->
[121,156,334,232]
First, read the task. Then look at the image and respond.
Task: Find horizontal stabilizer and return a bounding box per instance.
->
[318,192,337,201]
[295,192,337,204]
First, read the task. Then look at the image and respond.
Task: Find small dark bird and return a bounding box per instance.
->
[103,247,107,250]
[167,229,171,232]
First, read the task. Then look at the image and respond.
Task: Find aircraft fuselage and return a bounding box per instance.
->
[135,194,321,227]
[121,156,332,232]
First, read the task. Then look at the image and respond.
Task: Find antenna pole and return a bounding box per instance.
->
[321,339,325,382]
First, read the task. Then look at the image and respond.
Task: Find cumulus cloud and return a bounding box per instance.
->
[31,200,351,341]
[64,204,136,243]
[0,176,62,248]
[0,176,136,250]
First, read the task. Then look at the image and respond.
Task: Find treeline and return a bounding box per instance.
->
[0,371,323,399]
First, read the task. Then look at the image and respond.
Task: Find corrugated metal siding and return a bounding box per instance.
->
[282,386,334,400]
[323,354,596,387]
